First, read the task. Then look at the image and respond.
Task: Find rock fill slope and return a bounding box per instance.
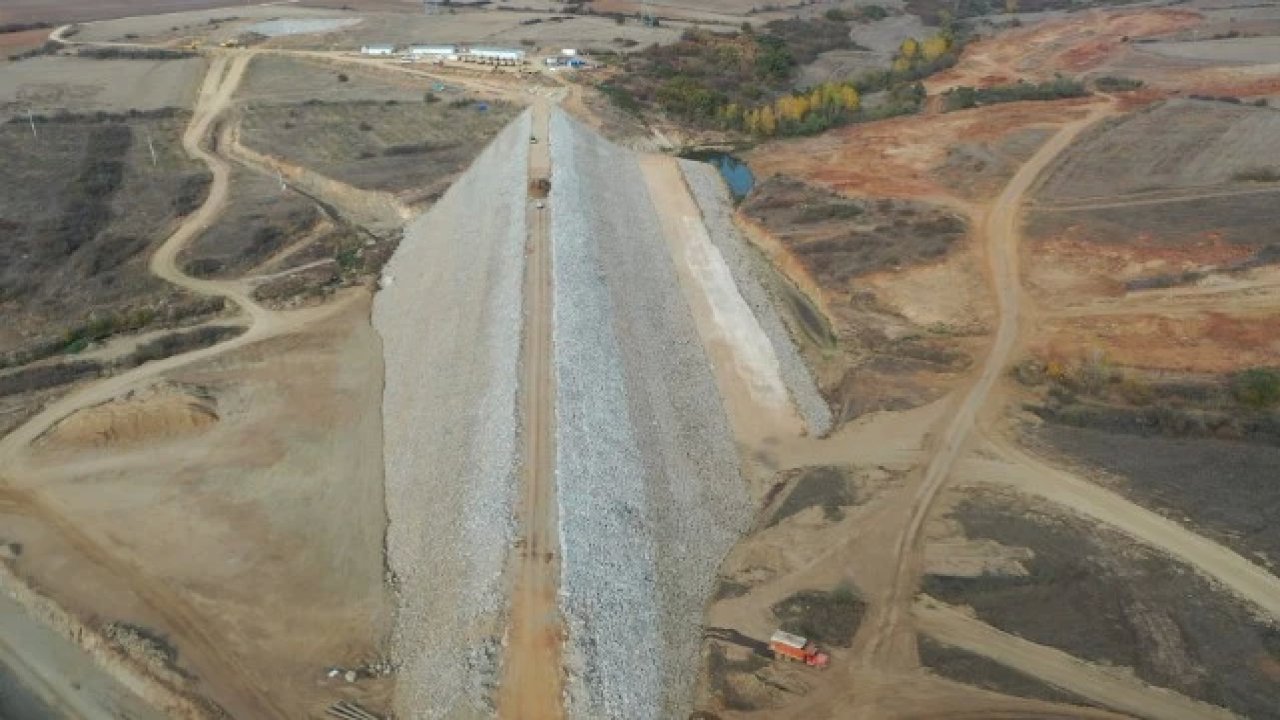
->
[549,109,751,719]
[373,111,531,719]
[679,159,833,437]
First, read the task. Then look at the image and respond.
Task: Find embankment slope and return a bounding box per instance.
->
[550,109,750,719]
[373,111,531,718]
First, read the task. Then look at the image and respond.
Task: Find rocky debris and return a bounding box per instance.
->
[372,111,531,718]
[679,160,834,438]
[550,109,750,719]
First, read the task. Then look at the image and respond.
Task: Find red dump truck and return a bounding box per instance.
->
[769,630,830,668]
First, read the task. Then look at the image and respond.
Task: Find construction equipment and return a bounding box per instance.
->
[768,630,830,669]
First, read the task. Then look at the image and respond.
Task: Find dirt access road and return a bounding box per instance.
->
[858,100,1121,670]
[496,99,565,718]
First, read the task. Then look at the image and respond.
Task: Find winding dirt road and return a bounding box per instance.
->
[0,50,355,720]
[861,100,1119,667]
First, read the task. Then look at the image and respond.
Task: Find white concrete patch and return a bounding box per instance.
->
[678,215,793,412]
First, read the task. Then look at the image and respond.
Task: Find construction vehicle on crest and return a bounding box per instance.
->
[769,630,830,668]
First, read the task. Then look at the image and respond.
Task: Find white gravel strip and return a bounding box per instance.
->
[551,110,750,719]
[679,160,834,437]
[373,111,531,719]
[245,18,362,37]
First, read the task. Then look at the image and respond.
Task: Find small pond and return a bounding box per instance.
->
[682,151,755,201]
[246,18,362,37]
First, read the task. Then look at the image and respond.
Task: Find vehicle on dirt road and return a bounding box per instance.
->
[769,630,830,668]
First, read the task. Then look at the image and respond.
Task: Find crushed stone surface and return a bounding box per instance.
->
[551,109,751,719]
[372,111,531,719]
[679,159,834,437]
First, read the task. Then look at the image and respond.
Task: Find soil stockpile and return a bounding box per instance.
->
[373,111,530,718]
[549,109,750,719]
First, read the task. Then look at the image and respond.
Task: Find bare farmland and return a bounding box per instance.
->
[0,55,204,115]
[1035,99,1280,200]
[238,95,521,198]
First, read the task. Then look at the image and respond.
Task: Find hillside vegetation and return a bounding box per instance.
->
[601,18,963,136]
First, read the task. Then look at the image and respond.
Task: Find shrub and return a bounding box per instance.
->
[127,326,243,367]
[1094,75,1143,92]
[858,4,889,21]
[0,361,102,397]
[1231,368,1280,408]
[77,47,196,60]
[1233,167,1280,183]
[942,77,1088,111]
[172,172,212,215]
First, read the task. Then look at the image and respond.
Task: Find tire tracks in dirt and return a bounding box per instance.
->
[961,440,1280,620]
[914,596,1239,720]
[860,101,1121,668]
[496,99,565,719]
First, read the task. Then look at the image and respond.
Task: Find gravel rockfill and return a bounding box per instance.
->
[551,109,751,719]
[679,159,833,437]
[373,110,531,719]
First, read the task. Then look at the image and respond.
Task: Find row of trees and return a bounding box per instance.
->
[724,81,861,136]
[942,76,1087,111]
[892,32,955,73]
[729,31,955,136]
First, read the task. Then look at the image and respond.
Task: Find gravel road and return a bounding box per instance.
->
[373,111,531,719]
[679,160,833,437]
[550,109,750,719]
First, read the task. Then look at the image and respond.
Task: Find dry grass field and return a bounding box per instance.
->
[0,111,213,351]
[239,96,521,196]
[0,54,204,114]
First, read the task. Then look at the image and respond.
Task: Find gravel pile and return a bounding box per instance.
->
[550,109,751,719]
[679,160,834,437]
[372,111,531,718]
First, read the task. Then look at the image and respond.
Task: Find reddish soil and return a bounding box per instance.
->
[926,9,1204,91]
[1035,311,1280,373]
[748,98,1096,202]
[0,27,50,53]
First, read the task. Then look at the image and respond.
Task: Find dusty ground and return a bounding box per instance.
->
[0,54,204,114]
[689,4,1280,719]
[2,296,393,719]
[71,4,685,52]
[924,491,1280,719]
[0,110,222,357]
[239,98,520,195]
[0,42,407,720]
[4,2,1280,718]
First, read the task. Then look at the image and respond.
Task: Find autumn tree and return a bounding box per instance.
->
[921,33,950,62]
[758,105,778,134]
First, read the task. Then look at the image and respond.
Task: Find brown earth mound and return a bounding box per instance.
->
[38,382,218,449]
